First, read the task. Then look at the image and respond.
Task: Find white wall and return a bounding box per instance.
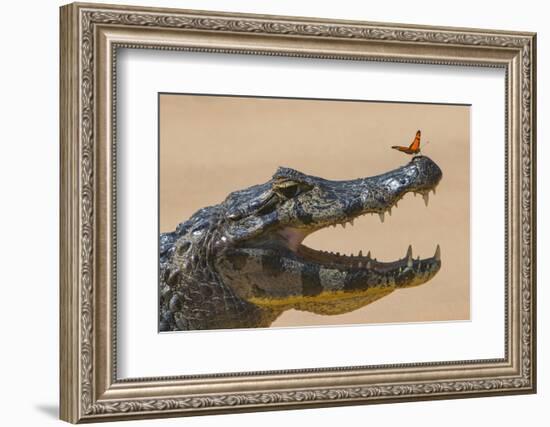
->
[0,1,546,426]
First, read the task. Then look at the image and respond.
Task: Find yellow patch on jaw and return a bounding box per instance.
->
[248,269,439,314]
[248,286,396,308]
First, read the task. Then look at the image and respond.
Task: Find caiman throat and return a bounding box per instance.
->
[160,155,443,331]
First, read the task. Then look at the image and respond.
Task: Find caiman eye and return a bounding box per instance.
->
[273,180,311,199]
[278,183,300,198]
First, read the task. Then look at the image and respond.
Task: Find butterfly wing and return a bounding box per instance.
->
[391,130,422,154]
[408,130,421,152]
[391,145,411,153]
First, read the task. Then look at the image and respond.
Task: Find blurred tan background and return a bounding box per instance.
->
[160,94,470,326]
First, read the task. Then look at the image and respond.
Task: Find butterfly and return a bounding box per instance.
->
[391,130,422,155]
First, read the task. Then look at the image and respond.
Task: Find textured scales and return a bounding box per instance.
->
[160,156,443,331]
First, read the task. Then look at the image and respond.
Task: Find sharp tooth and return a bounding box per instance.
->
[433,187,437,195]
[350,219,354,226]
[395,201,399,208]
[358,250,363,257]
[434,244,441,261]
[407,245,413,268]
[388,207,392,216]
[423,192,429,207]
[378,212,385,223]
[341,223,346,229]
[366,251,371,260]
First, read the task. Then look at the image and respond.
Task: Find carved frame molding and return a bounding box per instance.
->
[60,2,536,423]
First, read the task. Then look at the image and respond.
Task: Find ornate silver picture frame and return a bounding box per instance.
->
[60,2,536,423]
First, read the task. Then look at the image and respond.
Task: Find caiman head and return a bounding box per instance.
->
[208,155,443,317]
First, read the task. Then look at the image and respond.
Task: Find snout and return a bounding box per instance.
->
[410,156,443,192]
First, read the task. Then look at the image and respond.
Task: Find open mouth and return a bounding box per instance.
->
[218,155,443,297]
[277,187,441,285]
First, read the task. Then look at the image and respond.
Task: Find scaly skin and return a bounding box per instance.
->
[159,156,443,331]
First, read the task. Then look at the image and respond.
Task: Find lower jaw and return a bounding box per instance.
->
[295,244,401,271]
[248,286,394,308]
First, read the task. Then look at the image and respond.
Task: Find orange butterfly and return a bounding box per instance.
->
[391,130,421,155]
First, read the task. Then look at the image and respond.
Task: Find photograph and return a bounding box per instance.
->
[159,94,470,331]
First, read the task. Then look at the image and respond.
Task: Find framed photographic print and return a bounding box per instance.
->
[60,2,537,423]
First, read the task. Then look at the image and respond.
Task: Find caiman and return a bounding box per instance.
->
[159,156,442,331]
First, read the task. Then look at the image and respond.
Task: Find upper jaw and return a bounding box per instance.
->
[338,155,441,222]
[286,155,442,232]
[224,156,442,247]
